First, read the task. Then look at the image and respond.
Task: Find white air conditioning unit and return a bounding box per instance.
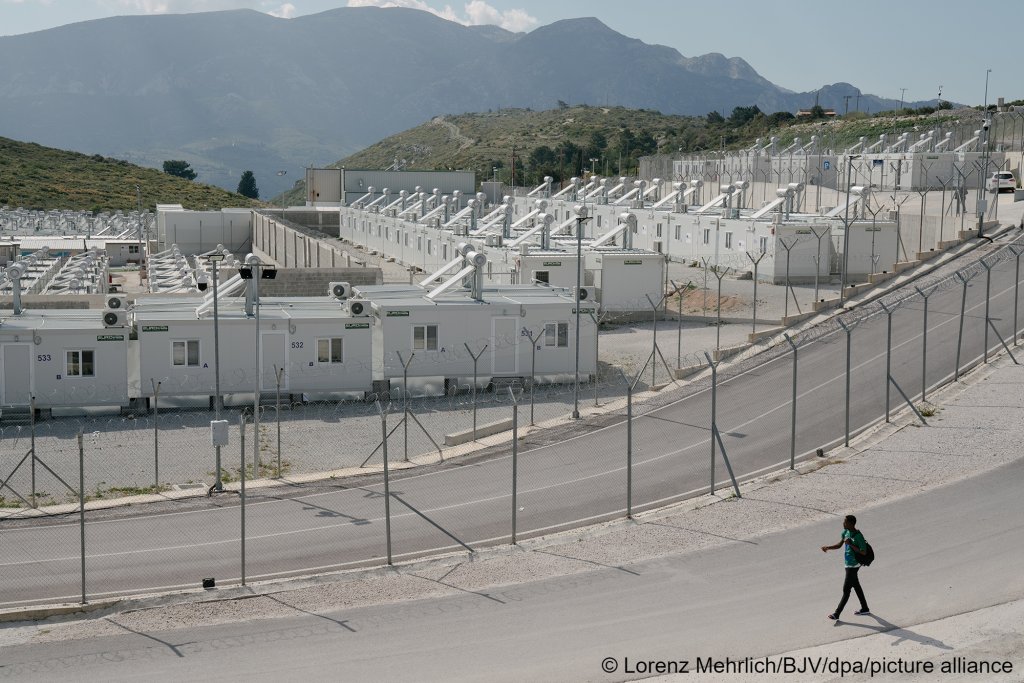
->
[346,300,369,317]
[329,281,351,300]
[105,294,127,310]
[576,286,597,302]
[102,310,127,328]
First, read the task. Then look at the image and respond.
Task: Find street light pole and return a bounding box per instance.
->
[241,253,277,478]
[210,253,224,491]
[572,205,590,419]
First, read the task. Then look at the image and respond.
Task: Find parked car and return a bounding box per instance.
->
[986,171,1017,192]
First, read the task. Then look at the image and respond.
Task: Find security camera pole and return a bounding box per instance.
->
[978,114,991,237]
[572,204,591,419]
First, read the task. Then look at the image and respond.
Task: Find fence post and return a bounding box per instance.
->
[778,237,800,321]
[510,388,518,544]
[704,352,717,495]
[78,432,86,605]
[392,351,416,462]
[981,259,993,363]
[713,267,731,353]
[464,343,487,439]
[275,366,283,477]
[954,271,975,380]
[651,294,658,386]
[151,379,161,488]
[30,395,37,508]
[592,311,600,406]
[523,330,538,426]
[240,411,247,586]
[784,334,798,470]
[746,253,765,333]
[837,319,854,446]
[378,400,393,566]
[618,370,634,519]
[915,286,933,401]
[675,281,685,367]
[879,302,895,422]
[1011,245,1024,347]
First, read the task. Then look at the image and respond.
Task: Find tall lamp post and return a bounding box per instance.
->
[590,158,598,176]
[572,205,591,419]
[239,254,277,478]
[209,252,225,491]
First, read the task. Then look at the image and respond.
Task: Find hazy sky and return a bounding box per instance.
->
[1,0,1018,107]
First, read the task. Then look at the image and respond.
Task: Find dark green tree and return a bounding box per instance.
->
[163,160,196,180]
[728,105,762,127]
[237,171,259,199]
[767,111,796,127]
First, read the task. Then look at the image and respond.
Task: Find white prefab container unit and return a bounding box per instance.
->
[585,250,667,314]
[305,168,476,206]
[0,310,129,409]
[155,206,252,253]
[353,284,597,396]
[515,251,586,288]
[131,296,373,401]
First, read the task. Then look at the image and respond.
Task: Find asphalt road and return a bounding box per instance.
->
[3,455,1021,681]
[2,235,1023,608]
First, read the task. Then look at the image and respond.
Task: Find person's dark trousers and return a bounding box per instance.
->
[835,567,868,616]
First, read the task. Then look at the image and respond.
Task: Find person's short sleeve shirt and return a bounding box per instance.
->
[843,529,866,568]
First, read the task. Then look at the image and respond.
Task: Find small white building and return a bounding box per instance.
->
[586,249,667,313]
[131,295,373,403]
[353,284,597,396]
[0,309,130,409]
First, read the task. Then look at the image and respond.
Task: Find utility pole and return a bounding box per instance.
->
[843,95,852,116]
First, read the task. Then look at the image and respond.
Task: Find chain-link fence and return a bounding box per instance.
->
[2,229,1023,608]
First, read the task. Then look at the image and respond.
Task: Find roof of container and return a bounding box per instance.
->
[0,311,107,330]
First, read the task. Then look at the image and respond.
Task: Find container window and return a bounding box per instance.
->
[171,340,200,367]
[317,338,344,363]
[544,322,569,348]
[413,324,439,351]
[66,349,95,377]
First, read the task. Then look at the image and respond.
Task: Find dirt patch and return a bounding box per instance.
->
[671,287,748,315]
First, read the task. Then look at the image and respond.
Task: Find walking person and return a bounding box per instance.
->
[821,514,870,620]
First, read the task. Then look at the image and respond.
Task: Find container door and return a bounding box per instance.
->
[491,318,518,375]
[2,344,32,406]
[259,332,288,391]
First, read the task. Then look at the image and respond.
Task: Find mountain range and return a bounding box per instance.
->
[0,7,930,197]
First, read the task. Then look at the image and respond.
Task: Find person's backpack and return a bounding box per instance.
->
[854,541,875,567]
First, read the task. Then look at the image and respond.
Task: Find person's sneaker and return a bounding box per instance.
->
[855,608,871,615]
[827,613,839,620]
